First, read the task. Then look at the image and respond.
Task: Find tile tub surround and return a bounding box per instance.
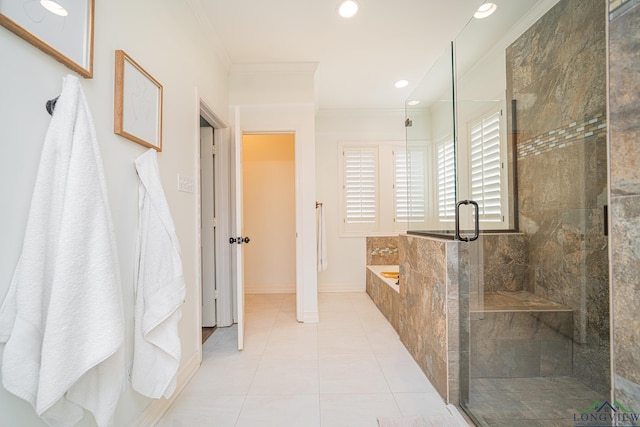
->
[609,0,640,415]
[398,234,462,405]
[367,236,399,265]
[367,265,400,292]
[366,265,400,332]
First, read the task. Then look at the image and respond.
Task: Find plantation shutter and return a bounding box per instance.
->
[394,149,425,223]
[343,147,378,227]
[437,139,456,221]
[470,111,503,222]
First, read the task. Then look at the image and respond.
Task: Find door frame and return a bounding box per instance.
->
[200,125,217,327]
[196,95,232,353]
[231,104,318,325]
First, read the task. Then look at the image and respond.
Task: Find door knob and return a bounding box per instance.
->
[229,236,251,244]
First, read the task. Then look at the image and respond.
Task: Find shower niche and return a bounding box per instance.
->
[403,0,610,425]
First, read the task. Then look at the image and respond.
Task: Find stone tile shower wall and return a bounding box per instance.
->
[609,0,640,415]
[468,233,528,298]
[506,0,609,395]
[466,234,575,382]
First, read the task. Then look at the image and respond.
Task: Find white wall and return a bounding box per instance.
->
[0,0,229,425]
[243,134,296,294]
[315,109,406,291]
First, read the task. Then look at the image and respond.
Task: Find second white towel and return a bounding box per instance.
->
[132,149,186,399]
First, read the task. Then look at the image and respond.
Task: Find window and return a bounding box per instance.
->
[340,142,416,235]
[341,147,378,233]
[469,110,503,223]
[437,138,456,222]
[394,149,425,224]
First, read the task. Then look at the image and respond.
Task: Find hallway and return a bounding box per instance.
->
[157,293,465,426]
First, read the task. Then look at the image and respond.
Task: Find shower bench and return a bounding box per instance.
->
[470,290,574,379]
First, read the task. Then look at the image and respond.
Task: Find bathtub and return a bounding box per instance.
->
[365,264,400,332]
[366,264,399,293]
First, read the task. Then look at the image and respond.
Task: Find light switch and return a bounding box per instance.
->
[177,174,194,193]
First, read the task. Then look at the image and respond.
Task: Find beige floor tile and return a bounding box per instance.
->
[158,292,458,427]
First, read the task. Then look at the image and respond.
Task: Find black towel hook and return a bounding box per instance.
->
[46,96,60,116]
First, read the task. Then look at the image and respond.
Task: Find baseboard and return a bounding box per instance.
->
[132,350,201,427]
[303,311,320,323]
[246,283,365,294]
[318,282,365,293]
[245,284,296,294]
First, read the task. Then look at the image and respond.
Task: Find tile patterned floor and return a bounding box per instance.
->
[464,377,608,427]
[156,292,463,427]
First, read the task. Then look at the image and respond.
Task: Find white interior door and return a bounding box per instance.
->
[200,126,217,327]
[232,113,245,350]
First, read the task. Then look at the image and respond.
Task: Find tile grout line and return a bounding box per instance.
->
[235,295,282,426]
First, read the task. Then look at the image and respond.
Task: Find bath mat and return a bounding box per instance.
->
[377,414,462,427]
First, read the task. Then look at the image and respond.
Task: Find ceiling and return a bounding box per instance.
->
[192,0,484,110]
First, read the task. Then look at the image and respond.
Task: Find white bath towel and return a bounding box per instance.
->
[132,149,186,399]
[0,75,124,427]
[317,203,328,272]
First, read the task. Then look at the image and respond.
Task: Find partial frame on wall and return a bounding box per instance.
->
[114,50,163,152]
[0,0,94,78]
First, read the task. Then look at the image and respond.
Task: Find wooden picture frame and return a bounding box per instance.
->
[114,50,163,152]
[0,0,94,78]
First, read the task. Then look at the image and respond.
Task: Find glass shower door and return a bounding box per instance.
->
[405,44,457,237]
[456,0,611,425]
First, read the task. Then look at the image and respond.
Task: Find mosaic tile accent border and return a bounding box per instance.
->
[610,0,631,12]
[610,0,638,17]
[517,114,607,159]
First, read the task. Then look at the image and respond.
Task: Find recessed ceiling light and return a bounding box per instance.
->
[395,80,409,89]
[337,0,359,18]
[474,3,497,19]
[40,0,68,16]
[407,100,420,106]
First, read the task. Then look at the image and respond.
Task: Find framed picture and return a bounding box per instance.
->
[0,0,94,78]
[114,50,163,152]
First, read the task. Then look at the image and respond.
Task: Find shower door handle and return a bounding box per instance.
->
[455,200,480,242]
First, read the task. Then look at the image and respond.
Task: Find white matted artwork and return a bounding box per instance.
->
[114,50,163,151]
[0,0,94,78]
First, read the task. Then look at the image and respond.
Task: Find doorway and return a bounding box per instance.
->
[200,119,217,347]
[241,134,297,296]
[198,101,233,351]
[200,118,217,340]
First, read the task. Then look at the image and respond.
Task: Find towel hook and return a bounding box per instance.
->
[46,96,60,116]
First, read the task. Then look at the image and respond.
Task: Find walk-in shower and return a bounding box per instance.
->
[404,0,610,425]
